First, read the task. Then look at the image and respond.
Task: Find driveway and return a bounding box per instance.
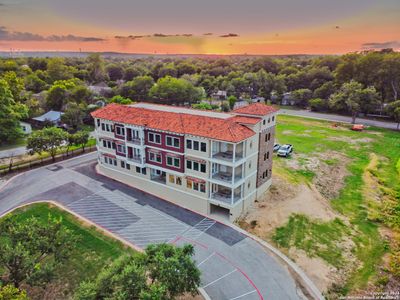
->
[279,109,398,130]
[0,153,316,300]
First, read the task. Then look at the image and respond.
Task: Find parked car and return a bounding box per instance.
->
[273,143,281,152]
[277,144,293,157]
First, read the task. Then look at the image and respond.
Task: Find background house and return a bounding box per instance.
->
[32,110,64,127]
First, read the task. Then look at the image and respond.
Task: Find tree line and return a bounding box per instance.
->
[1,49,400,145]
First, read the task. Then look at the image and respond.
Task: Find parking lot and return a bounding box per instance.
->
[0,153,304,300]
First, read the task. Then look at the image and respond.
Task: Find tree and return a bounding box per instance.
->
[69,85,92,104]
[0,79,28,144]
[71,131,90,152]
[27,127,67,162]
[329,80,380,123]
[109,95,133,105]
[0,215,77,288]
[0,284,28,300]
[309,98,329,112]
[61,102,85,130]
[149,76,203,105]
[74,255,147,300]
[46,79,79,110]
[106,64,124,81]
[25,73,47,93]
[1,71,24,102]
[144,244,200,299]
[121,75,155,101]
[228,95,237,110]
[291,88,313,107]
[47,57,73,83]
[87,54,107,83]
[75,244,200,300]
[386,100,400,130]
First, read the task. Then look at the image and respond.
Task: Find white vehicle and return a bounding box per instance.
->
[277,144,293,157]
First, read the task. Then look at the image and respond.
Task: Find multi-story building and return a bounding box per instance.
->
[91,102,277,221]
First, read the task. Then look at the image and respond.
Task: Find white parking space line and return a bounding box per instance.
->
[228,290,257,300]
[202,269,237,289]
[197,252,215,267]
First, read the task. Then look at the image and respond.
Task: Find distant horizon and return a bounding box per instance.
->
[0,0,399,55]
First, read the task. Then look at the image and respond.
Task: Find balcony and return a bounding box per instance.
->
[127,155,143,164]
[211,164,243,185]
[210,184,242,205]
[127,137,143,146]
[212,141,244,163]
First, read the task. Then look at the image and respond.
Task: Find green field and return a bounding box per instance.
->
[0,203,134,299]
[271,115,400,295]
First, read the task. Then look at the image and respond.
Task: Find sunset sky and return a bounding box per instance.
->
[0,0,399,55]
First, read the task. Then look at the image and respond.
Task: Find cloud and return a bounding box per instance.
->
[0,26,105,42]
[219,33,239,38]
[153,33,193,38]
[362,41,400,49]
[203,33,213,36]
[114,35,150,40]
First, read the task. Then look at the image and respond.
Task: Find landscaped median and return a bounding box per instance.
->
[0,202,204,300]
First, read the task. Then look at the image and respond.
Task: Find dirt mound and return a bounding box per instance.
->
[241,175,339,237]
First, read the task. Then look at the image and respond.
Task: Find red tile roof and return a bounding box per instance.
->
[91,104,255,143]
[229,115,262,125]
[233,103,278,116]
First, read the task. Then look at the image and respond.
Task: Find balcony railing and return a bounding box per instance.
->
[210,192,241,205]
[212,151,244,162]
[127,137,143,145]
[127,155,143,163]
[212,172,243,184]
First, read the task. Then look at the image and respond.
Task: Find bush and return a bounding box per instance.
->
[192,102,213,110]
[309,98,328,112]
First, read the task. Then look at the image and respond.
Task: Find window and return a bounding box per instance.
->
[169,174,175,183]
[113,159,117,166]
[166,136,180,148]
[272,116,275,121]
[201,142,207,152]
[117,144,126,154]
[121,161,125,168]
[193,161,199,171]
[268,118,271,123]
[250,142,253,149]
[264,153,267,161]
[148,132,161,144]
[116,126,125,136]
[126,163,130,170]
[249,162,252,169]
[136,166,141,173]
[136,167,147,175]
[267,151,270,159]
[106,124,110,132]
[186,160,192,169]
[101,123,105,131]
[169,175,182,185]
[112,142,116,149]
[104,157,108,164]
[248,182,251,189]
[263,119,266,125]
[97,119,100,127]
[186,139,192,149]
[187,179,206,193]
[193,141,199,151]
[142,168,147,175]
[187,180,193,189]
[265,134,268,142]
[149,152,162,163]
[200,163,206,173]
[166,156,180,168]
[268,133,271,141]
[102,140,106,147]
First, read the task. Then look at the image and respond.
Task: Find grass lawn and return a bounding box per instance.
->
[1,203,134,299]
[271,115,400,294]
